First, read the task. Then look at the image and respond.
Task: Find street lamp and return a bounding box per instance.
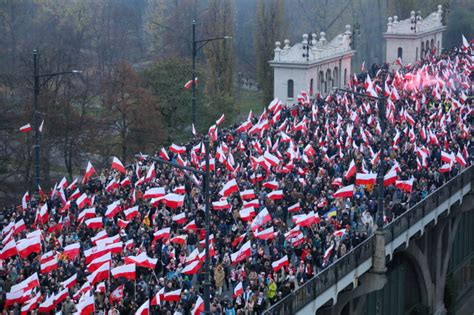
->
[33,49,81,188]
[142,138,212,313]
[191,19,232,128]
[337,71,388,229]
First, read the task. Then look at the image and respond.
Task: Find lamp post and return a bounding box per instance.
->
[144,138,211,313]
[191,19,232,128]
[33,49,81,188]
[337,71,388,229]
[410,10,421,33]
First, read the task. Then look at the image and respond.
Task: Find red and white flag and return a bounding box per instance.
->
[16,236,41,258]
[83,161,95,183]
[272,255,289,272]
[170,235,187,245]
[395,178,414,193]
[112,263,136,280]
[76,291,94,315]
[164,193,185,209]
[263,150,280,167]
[40,256,58,274]
[163,289,182,302]
[85,217,103,229]
[170,143,186,154]
[87,252,112,273]
[219,179,239,197]
[172,212,187,224]
[109,284,124,303]
[384,170,398,187]
[143,187,165,199]
[267,190,284,200]
[111,156,126,173]
[212,199,231,210]
[105,201,121,218]
[192,296,204,315]
[239,207,256,221]
[124,206,139,221]
[61,274,77,289]
[333,184,354,198]
[254,226,274,240]
[86,261,110,285]
[355,173,377,186]
[344,159,357,179]
[288,202,301,213]
[250,208,271,231]
[230,240,251,264]
[240,189,256,200]
[124,252,157,269]
[19,123,32,133]
[181,260,201,275]
[184,77,198,90]
[233,282,243,298]
[154,227,171,240]
[216,114,225,126]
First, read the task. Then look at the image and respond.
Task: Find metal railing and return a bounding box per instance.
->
[263,165,473,315]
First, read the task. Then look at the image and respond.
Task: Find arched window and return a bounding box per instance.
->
[318,71,324,92]
[310,78,314,94]
[421,42,424,59]
[287,79,294,98]
[430,39,434,48]
[416,47,419,61]
[425,41,429,57]
[344,68,347,86]
[397,47,403,59]
[325,69,331,93]
[333,67,339,87]
[437,41,440,55]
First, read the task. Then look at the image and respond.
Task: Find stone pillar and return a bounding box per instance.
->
[373,230,387,273]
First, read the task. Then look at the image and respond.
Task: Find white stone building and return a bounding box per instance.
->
[383,5,446,67]
[269,26,356,103]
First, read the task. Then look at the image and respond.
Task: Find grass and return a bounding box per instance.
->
[234,88,264,122]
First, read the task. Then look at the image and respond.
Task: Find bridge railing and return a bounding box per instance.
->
[263,165,473,315]
[384,165,473,244]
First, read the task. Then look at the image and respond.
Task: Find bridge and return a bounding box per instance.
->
[264,166,474,315]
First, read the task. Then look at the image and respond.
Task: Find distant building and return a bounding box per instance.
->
[270,26,355,103]
[384,5,446,67]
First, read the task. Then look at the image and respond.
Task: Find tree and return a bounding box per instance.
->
[203,0,235,97]
[255,0,286,105]
[103,62,165,162]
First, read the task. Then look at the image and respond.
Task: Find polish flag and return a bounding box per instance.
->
[112,263,136,280]
[184,77,198,89]
[120,177,131,187]
[95,234,120,247]
[111,156,126,174]
[76,194,91,210]
[163,289,182,302]
[323,243,334,260]
[230,240,251,264]
[86,262,110,285]
[331,177,343,187]
[21,192,29,210]
[124,252,157,269]
[83,161,95,183]
[76,291,94,315]
[267,190,284,200]
[85,217,103,229]
[216,114,225,126]
[17,236,41,258]
[14,219,27,235]
[384,170,398,187]
[173,185,186,194]
[159,147,170,160]
[164,193,185,209]
[294,211,320,227]
[19,123,32,133]
[239,207,256,221]
[272,255,289,272]
[333,184,354,198]
[441,151,454,164]
[355,173,377,186]
[254,226,274,240]
[240,189,256,200]
[439,163,452,173]
[184,220,197,231]
[170,143,186,154]
[288,202,301,213]
[333,228,346,237]
[109,284,124,303]
[0,239,17,259]
[124,206,139,220]
[233,282,243,298]
[344,159,357,179]
[264,150,280,167]
[170,235,187,245]
[63,242,81,260]
[212,199,231,210]
[154,227,171,240]
[172,212,187,224]
[455,152,467,167]
[73,281,91,300]
[143,187,165,199]
[243,199,259,208]
[9,273,40,294]
[232,233,246,247]
[61,274,77,289]
[136,300,150,315]
[105,201,121,218]
[38,203,48,224]
[105,179,119,192]
[38,294,56,313]
[20,292,42,314]
[91,230,108,244]
[41,256,58,274]
[117,219,129,229]
[250,208,271,231]
[219,179,239,197]
[192,296,204,315]
[54,287,69,306]
[87,252,112,273]
[395,178,414,193]
[181,260,201,275]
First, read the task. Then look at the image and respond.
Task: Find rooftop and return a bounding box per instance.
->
[385,5,445,36]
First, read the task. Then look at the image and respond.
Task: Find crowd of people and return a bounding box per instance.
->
[0,42,472,315]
